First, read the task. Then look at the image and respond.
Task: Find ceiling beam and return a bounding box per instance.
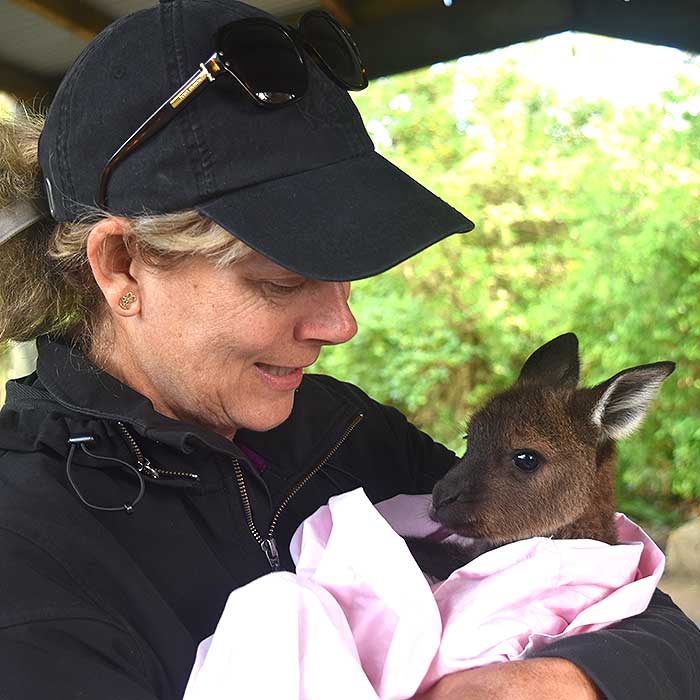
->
[352,0,574,79]
[351,0,700,80]
[319,0,355,27]
[573,0,700,54]
[0,59,59,104]
[350,0,433,25]
[8,0,112,41]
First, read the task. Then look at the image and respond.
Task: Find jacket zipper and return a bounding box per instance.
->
[116,422,200,481]
[233,413,364,571]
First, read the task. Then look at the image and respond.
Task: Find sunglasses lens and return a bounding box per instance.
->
[299,13,366,90]
[218,21,307,104]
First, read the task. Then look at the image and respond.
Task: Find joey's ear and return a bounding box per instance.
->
[591,361,675,440]
[516,333,580,388]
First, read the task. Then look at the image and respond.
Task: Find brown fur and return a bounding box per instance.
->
[432,385,618,545]
[409,334,674,577]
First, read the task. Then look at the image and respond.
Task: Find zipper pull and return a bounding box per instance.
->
[137,457,160,480]
[261,538,281,571]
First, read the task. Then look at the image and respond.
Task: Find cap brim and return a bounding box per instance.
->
[197,152,474,281]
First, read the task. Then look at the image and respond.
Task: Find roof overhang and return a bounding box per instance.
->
[0,0,698,101]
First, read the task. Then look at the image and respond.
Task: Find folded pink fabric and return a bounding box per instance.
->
[184,488,664,700]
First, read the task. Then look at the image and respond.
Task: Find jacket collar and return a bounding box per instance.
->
[32,336,241,458]
[13,336,361,470]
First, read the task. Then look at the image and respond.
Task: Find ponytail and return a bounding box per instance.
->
[0,108,87,344]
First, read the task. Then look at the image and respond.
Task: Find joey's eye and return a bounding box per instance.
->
[512,451,541,472]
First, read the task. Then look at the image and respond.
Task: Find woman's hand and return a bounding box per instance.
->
[413,658,604,700]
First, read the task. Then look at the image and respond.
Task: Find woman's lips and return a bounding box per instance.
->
[254,362,304,390]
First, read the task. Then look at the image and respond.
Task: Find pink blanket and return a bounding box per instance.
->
[184,489,664,700]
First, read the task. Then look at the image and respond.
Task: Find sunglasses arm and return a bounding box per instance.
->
[97,55,222,208]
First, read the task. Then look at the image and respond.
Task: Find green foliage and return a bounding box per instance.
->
[314,55,700,512]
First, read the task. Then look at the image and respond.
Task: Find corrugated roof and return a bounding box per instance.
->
[229,0,318,16]
[0,0,86,76]
[0,0,323,84]
[91,0,156,14]
[90,0,319,18]
[1,0,698,101]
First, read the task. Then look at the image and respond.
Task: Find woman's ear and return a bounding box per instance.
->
[86,218,141,316]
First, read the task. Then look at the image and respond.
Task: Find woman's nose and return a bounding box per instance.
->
[297,282,358,346]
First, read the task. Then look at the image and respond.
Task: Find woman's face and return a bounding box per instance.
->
[117,252,357,438]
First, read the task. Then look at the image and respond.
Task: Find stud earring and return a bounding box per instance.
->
[119,291,137,311]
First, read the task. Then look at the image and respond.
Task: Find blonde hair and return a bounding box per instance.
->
[0,106,252,354]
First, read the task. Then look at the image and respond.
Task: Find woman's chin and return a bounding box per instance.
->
[236,394,296,434]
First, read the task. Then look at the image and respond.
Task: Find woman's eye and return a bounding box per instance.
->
[512,451,541,471]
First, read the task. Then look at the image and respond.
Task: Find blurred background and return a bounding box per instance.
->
[320,36,700,533]
[1,0,699,614]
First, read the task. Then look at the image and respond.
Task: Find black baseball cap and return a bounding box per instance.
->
[38,0,474,281]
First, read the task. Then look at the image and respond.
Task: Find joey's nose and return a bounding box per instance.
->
[432,481,462,511]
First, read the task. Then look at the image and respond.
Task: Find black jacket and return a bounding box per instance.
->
[0,337,698,700]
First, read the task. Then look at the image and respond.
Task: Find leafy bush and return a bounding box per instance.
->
[315,55,700,514]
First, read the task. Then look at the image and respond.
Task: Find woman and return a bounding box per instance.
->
[0,1,698,698]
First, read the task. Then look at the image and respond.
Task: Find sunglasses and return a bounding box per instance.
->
[97,10,368,208]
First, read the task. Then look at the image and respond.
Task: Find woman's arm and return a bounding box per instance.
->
[531,589,700,700]
[414,658,602,700]
[0,527,170,700]
[412,590,700,700]
[1,620,163,700]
